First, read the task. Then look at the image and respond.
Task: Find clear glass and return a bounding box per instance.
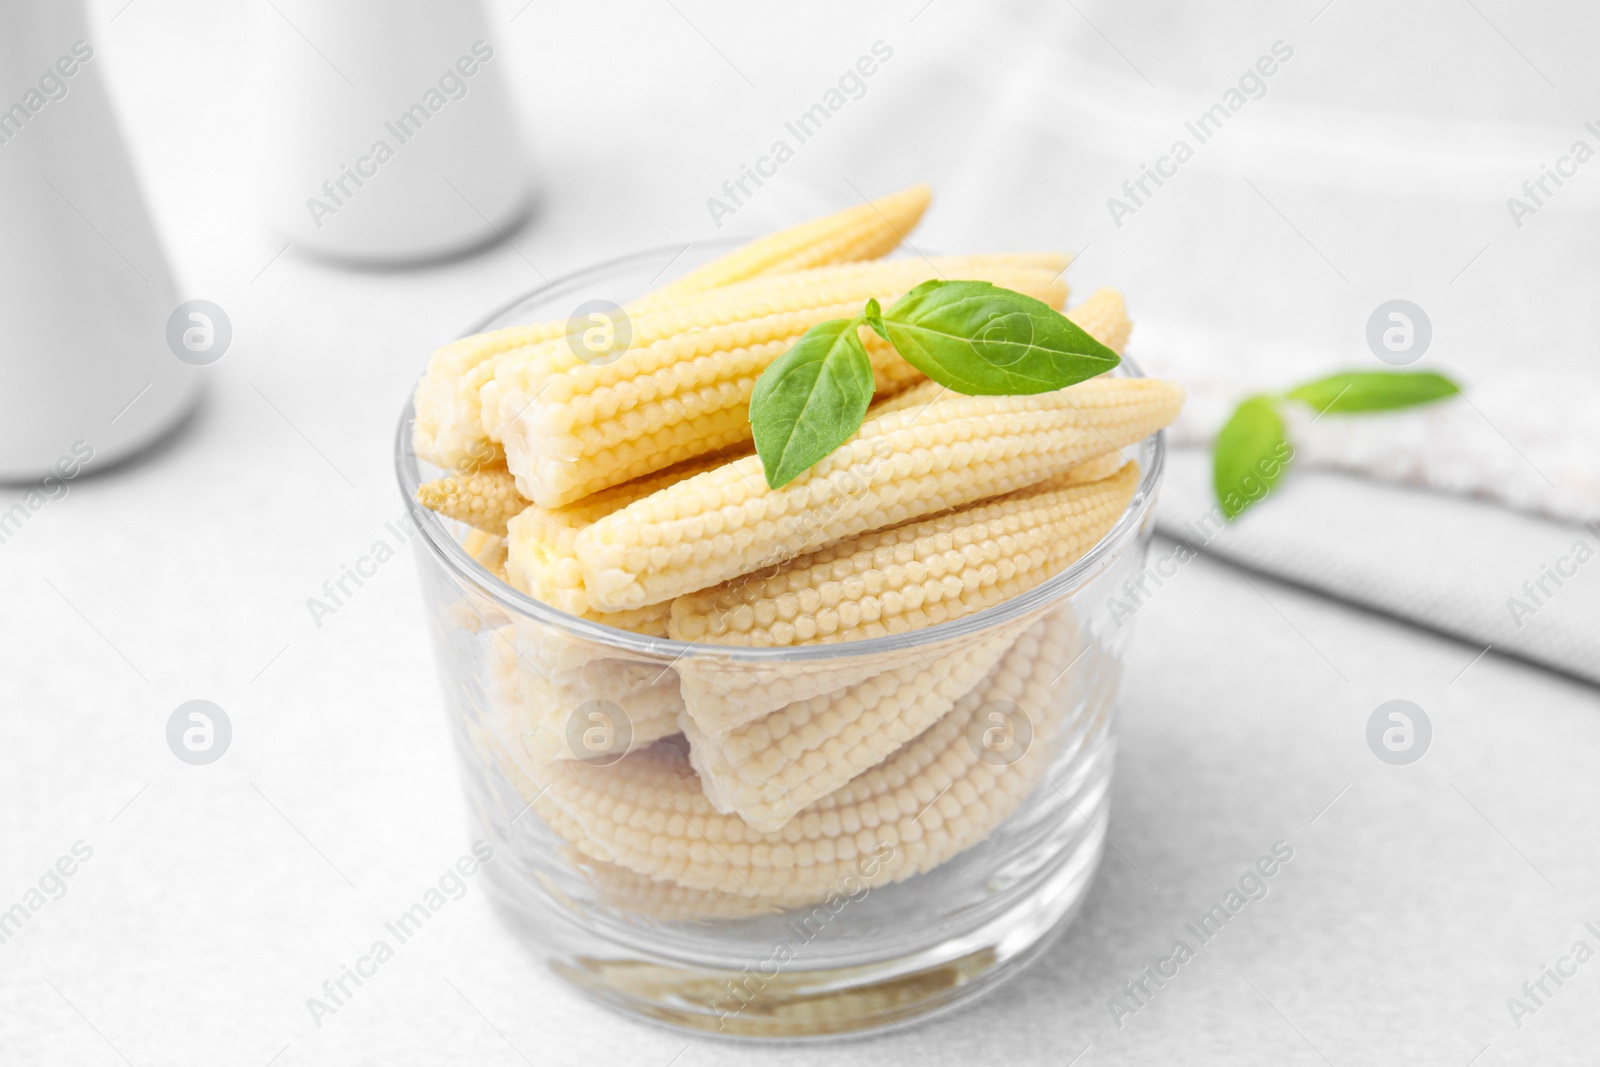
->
[394,244,1166,1039]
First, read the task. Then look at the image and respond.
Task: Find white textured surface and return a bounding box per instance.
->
[4,1,1599,1065]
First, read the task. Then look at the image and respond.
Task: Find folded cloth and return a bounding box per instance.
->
[1134,321,1600,528]
[1154,447,1600,686]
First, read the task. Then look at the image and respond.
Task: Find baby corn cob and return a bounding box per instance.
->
[1059,287,1132,354]
[673,463,1139,647]
[668,456,1131,731]
[572,948,997,1033]
[1041,448,1129,484]
[577,377,1184,612]
[506,452,741,622]
[418,464,527,537]
[461,528,509,582]
[490,636,681,763]
[411,187,934,470]
[647,184,932,302]
[496,457,743,725]
[488,257,1069,508]
[484,254,1067,422]
[670,463,1137,735]
[562,854,787,921]
[681,628,1019,832]
[491,610,1075,900]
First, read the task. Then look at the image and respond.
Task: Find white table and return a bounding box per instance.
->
[5,2,1597,1063]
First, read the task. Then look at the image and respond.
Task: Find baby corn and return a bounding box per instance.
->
[681,629,1019,832]
[577,377,1184,612]
[646,184,932,302]
[1059,287,1132,354]
[488,257,1068,508]
[669,458,1133,731]
[505,452,739,622]
[672,463,1138,647]
[411,185,933,470]
[417,464,527,537]
[498,457,742,709]
[420,284,1125,541]
[560,853,787,920]
[670,463,1135,736]
[461,528,508,583]
[491,610,1074,899]
[490,636,681,763]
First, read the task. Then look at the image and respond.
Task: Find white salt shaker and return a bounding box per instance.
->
[0,0,198,482]
[253,0,533,265]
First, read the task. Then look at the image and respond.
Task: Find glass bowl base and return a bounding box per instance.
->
[478,785,1109,1040]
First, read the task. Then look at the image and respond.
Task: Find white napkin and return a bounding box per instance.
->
[1134,323,1600,528]
[1154,447,1600,685]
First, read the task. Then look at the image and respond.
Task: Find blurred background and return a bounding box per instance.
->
[4,1,1598,1064]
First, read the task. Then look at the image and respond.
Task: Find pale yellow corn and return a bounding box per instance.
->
[486,255,1066,432]
[461,528,508,582]
[496,461,739,720]
[1048,448,1130,484]
[417,464,527,536]
[673,650,913,741]
[568,946,997,1033]
[946,250,1071,274]
[577,377,1184,612]
[672,463,1139,646]
[506,452,741,622]
[561,854,787,921]
[668,459,1131,731]
[411,186,934,470]
[491,610,1075,899]
[503,601,675,691]
[1060,287,1132,354]
[681,629,1019,832]
[489,636,680,763]
[488,258,1069,508]
[471,468,687,732]
[648,184,932,302]
[494,604,677,759]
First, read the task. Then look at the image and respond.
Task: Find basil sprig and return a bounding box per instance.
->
[873,280,1119,394]
[750,280,1120,489]
[1284,370,1459,413]
[1213,369,1461,520]
[1212,396,1291,520]
[749,319,877,490]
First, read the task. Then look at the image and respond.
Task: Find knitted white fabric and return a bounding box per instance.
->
[1135,323,1600,527]
[1155,449,1600,684]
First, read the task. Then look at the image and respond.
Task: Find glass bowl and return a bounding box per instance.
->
[394,243,1166,1039]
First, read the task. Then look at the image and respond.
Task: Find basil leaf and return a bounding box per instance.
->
[863,297,888,342]
[749,318,876,489]
[880,279,1119,395]
[1213,395,1293,520]
[1286,370,1460,415]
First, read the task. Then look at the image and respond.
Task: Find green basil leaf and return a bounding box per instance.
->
[863,297,888,342]
[880,279,1120,395]
[1213,395,1293,520]
[1286,370,1460,415]
[749,318,875,489]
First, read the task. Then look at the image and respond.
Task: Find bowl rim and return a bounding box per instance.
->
[394,242,1165,663]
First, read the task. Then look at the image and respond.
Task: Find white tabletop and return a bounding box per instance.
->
[5,2,1597,1064]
